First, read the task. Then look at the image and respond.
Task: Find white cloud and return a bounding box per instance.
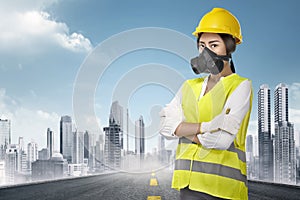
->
[12,107,60,149]
[55,32,92,53]
[247,119,258,136]
[0,88,60,151]
[78,115,102,133]
[289,83,300,108]
[290,108,300,147]
[0,88,104,151]
[290,108,300,130]
[0,1,92,55]
[0,0,58,12]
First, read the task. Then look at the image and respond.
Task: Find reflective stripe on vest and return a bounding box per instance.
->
[172,74,252,200]
[174,159,248,186]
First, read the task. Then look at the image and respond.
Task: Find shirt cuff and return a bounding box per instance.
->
[197,130,235,150]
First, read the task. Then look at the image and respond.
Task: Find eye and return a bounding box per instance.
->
[199,43,205,49]
[210,44,218,49]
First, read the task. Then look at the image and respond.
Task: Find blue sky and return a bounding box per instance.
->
[1,0,300,152]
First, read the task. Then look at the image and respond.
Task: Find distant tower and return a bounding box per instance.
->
[246,135,254,179]
[60,116,72,163]
[5,145,21,184]
[18,137,24,152]
[18,137,27,172]
[158,134,165,152]
[257,84,273,181]
[110,101,123,149]
[95,134,104,170]
[47,128,54,159]
[104,118,121,169]
[274,83,296,184]
[135,116,145,160]
[84,131,89,159]
[0,118,11,160]
[126,109,129,153]
[72,130,84,164]
[27,142,38,171]
[158,134,167,164]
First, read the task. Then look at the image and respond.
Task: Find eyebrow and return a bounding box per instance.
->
[199,40,221,44]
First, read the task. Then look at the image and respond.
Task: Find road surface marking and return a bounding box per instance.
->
[147,196,161,200]
[150,178,158,186]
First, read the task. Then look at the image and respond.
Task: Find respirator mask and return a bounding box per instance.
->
[190,47,232,75]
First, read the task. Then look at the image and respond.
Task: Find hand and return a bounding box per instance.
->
[159,104,185,136]
[200,111,240,135]
[182,134,201,144]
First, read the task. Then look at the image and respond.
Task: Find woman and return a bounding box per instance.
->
[159,8,252,199]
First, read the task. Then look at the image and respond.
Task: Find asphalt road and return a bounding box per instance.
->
[0,170,300,200]
[0,170,178,200]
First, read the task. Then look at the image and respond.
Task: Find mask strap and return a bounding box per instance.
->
[230,60,235,73]
[220,54,236,73]
[227,54,235,73]
[217,54,231,61]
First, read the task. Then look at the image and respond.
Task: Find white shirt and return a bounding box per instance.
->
[159,75,251,150]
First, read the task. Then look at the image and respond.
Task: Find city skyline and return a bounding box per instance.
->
[1,82,300,185]
[1,1,300,154]
[1,0,300,187]
[0,100,166,185]
[251,83,299,184]
[1,83,300,154]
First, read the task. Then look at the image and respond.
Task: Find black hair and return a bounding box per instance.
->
[218,33,236,55]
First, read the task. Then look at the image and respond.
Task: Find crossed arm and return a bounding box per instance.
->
[159,79,251,150]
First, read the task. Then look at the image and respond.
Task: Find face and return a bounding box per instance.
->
[198,33,227,56]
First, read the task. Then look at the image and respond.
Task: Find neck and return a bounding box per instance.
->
[209,74,222,83]
[219,62,233,77]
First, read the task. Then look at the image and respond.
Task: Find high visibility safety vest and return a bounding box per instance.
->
[172,74,252,200]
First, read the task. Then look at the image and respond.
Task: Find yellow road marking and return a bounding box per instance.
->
[150,178,158,186]
[147,196,161,200]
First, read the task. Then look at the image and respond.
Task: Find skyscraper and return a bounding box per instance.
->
[18,137,24,152]
[126,109,129,153]
[5,145,20,184]
[110,101,123,130]
[27,142,38,171]
[135,116,145,160]
[104,118,121,169]
[246,135,255,179]
[274,83,289,123]
[257,84,273,181]
[274,83,296,184]
[0,160,5,185]
[84,131,89,159]
[95,134,104,170]
[18,137,27,172]
[0,118,11,160]
[110,101,123,149]
[158,134,168,164]
[47,128,54,159]
[60,116,72,163]
[72,130,84,164]
[158,134,165,152]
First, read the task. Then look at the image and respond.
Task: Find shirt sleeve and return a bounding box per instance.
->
[198,79,252,149]
[159,85,183,140]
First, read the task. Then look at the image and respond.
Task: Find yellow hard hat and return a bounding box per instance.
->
[193,8,242,44]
